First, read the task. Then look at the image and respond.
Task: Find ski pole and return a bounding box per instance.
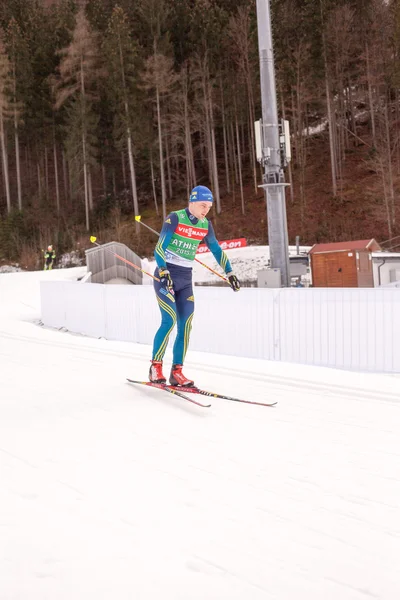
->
[134,216,229,283]
[89,236,160,282]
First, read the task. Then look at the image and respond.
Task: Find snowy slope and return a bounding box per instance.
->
[1,268,400,600]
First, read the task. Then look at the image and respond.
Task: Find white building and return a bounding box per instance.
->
[372,252,400,286]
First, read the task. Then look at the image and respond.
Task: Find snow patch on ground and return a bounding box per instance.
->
[0,264,23,273]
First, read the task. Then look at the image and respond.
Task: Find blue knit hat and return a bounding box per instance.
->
[189,185,213,203]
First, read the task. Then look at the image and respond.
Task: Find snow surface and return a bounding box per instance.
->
[1,267,400,600]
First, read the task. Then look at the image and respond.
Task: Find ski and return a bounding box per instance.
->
[167,385,277,407]
[126,379,211,408]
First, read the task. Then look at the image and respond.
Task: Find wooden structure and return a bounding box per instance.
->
[309,239,381,288]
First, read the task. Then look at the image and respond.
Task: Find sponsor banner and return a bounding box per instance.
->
[176,224,207,240]
[196,238,247,254]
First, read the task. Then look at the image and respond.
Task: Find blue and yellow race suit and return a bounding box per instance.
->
[152,208,233,364]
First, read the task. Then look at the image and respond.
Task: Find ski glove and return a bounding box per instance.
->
[159,268,174,294]
[227,273,240,292]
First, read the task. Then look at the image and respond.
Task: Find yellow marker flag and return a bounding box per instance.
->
[135,215,141,222]
[90,236,97,243]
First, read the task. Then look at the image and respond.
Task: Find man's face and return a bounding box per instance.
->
[189,201,212,220]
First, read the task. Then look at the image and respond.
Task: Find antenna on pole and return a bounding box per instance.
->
[255,0,291,287]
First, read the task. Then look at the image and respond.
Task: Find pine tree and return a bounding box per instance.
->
[54,8,103,231]
[141,51,178,220]
[104,5,139,223]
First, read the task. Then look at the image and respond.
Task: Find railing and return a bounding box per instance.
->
[85,242,143,285]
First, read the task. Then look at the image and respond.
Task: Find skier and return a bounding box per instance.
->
[149,185,240,387]
[43,245,56,270]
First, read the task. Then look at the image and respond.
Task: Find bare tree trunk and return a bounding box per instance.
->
[198,58,220,209]
[150,148,159,216]
[44,145,49,201]
[183,86,195,191]
[384,103,395,226]
[210,95,221,213]
[244,18,257,195]
[25,145,31,192]
[245,65,257,193]
[172,137,179,183]
[165,134,173,199]
[121,151,127,189]
[242,123,247,162]
[341,86,349,152]
[184,86,195,193]
[235,113,245,215]
[321,0,338,197]
[396,90,400,176]
[199,132,205,165]
[347,78,357,144]
[380,156,392,238]
[291,89,299,164]
[0,111,11,213]
[101,162,106,195]
[365,42,376,147]
[126,123,139,218]
[112,168,116,197]
[229,122,238,184]
[117,31,139,226]
[222,122,230,195]
[14,113,22,210]
[185,153,190,198]
[294,63,307,222]
[248,112,257,194]
[69,158,74,203]
[80,58,90,230]
[202,76,214,188]
[37,161,42,201]
[88,167,93,211]
[62,150,68,204]
[53,141,60,213]
[156,86,167,219]
[325,75,337,197]
[82,131,90,230]
[219,79,230,195]
[11,62,22,211]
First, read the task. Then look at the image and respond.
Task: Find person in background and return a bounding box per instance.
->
[43,245,56,270]
[149,185,240,387]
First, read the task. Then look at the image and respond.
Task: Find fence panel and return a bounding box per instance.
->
[40,282,400,373]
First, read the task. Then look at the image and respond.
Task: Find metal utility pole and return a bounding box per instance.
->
[256,0,290,287]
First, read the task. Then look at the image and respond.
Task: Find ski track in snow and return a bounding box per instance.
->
[1,268,400,599]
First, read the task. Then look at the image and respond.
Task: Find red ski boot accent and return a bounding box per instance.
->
[169,364,194,387]
[149,360,166,384]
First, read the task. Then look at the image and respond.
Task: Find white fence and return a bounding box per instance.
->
[40,282,400,373]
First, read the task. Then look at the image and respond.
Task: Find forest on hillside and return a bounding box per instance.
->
[0,0,400,266]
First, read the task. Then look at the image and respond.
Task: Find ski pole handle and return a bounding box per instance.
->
[134,216,229,283]
[89,236,160,282]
